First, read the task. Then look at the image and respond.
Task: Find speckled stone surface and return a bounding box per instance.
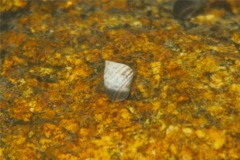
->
[0,0,240,159]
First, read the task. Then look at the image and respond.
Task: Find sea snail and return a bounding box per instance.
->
[173,0,207,20]
[104,60,134,102]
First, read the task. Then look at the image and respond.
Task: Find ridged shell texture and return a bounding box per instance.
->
[104,61,134,102]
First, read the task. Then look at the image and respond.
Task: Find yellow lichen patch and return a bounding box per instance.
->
[149,61,162,89]
[67,66,92,81]
[228,83,240,93]
[59,119,79,133]
[195,56,220,73]
[0,148,4,159]
[179,147,193,160]
[2,134,39,159]
[170,143,178,155]
[210,43,239,55]
[206,105,225,117]
[213,135,226,150]
[231,32,240,44]
[195,129,206,138]
[108,107,132,128]
[57,0,78,9]
[101,48,114,60]
[8,98,34,122]
[192,117,208,128]
[209,70,231,89]
[27,13,54,34]
[12,56,25,65]
[57,154,79,160]
[43,123,66,140]
[166,125,180,136]
[39,123,66,151]
[1,59,13,77]
[39,138,53,152]
[84,49,102,63]
[182,127,193,137]
[0,0,27,13]
[206,128,226,150]
[195,13,218,25]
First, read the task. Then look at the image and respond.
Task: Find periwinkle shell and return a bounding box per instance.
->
[173,0,207,20]
[104,61,134,102]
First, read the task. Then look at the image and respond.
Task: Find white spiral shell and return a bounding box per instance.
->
[104,60,134,102]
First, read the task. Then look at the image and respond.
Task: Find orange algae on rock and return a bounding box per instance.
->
[0,0,27,13]
[0,0,240,159]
